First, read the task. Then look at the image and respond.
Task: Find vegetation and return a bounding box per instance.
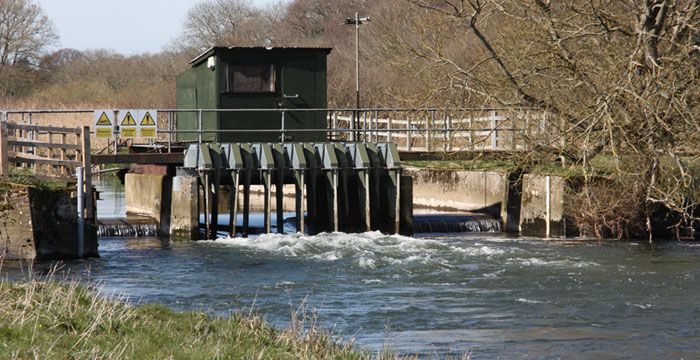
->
[0,273,403,359]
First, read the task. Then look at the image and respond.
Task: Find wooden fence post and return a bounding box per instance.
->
[0,121,8,175]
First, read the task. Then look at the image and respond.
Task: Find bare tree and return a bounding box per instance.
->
[0,0,57,97]
[174,0,272,51]
[395,0,700,239]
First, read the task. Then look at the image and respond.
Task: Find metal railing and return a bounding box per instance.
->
[1,107,555,154]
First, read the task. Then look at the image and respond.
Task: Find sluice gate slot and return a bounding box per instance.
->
[178,142,411,239]
[413,214,502,234]
[98,218,159,238]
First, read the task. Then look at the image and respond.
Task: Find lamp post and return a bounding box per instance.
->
[345,12,370,141]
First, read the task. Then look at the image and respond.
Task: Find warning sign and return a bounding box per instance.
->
[121,111,137,126]
[96,112,111,126]
[119,110,138,138]
[140,111,156,126]
[94,110,114,139]
[138,110,157,139]
[96,128,112,138]
[140,127,157,138]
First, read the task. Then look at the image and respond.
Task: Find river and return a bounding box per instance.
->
[4,177,700,359]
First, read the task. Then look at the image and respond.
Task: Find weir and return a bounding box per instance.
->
[174,141,411,239]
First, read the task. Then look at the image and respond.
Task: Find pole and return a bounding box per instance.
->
[355,11,360,141]
[77,167,85,258]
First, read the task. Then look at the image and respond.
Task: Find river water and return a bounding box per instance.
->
[5,177,700,358]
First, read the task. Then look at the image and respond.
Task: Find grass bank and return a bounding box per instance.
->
[0,275,400,359]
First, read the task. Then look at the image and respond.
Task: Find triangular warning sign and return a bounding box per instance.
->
[141,112,156,126]
[121,112,136,126]
[96,112,111,126]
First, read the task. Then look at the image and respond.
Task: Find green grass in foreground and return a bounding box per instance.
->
[0,276,404,359]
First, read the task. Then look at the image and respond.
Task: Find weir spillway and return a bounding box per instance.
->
[176,142,413,239]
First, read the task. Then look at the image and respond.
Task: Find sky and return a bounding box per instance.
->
[36,0,282,55]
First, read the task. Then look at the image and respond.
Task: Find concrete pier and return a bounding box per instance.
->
[0,183,98,260]
[519,174,567,238]
[170,176,199,240]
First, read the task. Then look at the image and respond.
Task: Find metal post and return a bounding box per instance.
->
[333,170,339,232]
[546,175,551,238]
[77,167,85,258]
[350,112,356,141]
[332,112,337,140]
[168,111,173,153]
[428,110,435,151]
[198,109,203,144]
[387,114,392,143]
[281,110,286,145]
[363,111,368,143]
[395,169,401,235]
[365,170,371,232]
[448,114,453,151]
[355,12,360,136]
[374,110,379,142]
[230,170,239,238]
[443,111,448,153]
[113,110,119,155]
[264,170,272,233]
[491,110,497,150]
[300,171,306,234]
[407,116,412,152]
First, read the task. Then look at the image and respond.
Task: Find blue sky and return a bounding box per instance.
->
[37,0,284,55]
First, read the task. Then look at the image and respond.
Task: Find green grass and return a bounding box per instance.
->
[0,274,406,360]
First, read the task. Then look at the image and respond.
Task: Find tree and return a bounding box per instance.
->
[0,0,57,97]
[174,0,272,52]
[395,0,700,239]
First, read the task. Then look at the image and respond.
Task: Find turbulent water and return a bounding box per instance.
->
[4,177,700,358]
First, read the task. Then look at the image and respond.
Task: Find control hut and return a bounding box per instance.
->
[176,47,332,143]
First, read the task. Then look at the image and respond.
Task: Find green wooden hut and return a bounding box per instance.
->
[175,47,332,143]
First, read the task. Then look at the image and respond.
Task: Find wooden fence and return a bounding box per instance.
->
[0,121,93,219]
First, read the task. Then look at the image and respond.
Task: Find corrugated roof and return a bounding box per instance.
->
[189,46,333,64]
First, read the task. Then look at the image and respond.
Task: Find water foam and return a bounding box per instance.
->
[209,232,473,270]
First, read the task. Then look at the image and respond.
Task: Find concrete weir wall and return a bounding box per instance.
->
[0,183,98,260]
[125,173,172,235]
[404,168,511,228]
[170,176,198,240]
[519,174,567,238]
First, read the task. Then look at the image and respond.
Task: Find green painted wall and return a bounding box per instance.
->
[176,48,330,143]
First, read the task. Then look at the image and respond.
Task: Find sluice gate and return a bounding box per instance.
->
[177,142,413,239]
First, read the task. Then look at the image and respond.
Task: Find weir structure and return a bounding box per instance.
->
[175,141,412,239]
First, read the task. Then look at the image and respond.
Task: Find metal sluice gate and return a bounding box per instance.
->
[178,142,404,239]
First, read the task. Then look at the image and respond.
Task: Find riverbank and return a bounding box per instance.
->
[0,275,397,359]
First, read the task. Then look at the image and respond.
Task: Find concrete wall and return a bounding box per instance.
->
[519,174,567,238]
[170,176,199,240]
[0,184,97,260]
[125,174,168,224]
[403,168,510,228]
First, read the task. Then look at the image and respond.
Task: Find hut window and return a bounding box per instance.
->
[226,64,275,93]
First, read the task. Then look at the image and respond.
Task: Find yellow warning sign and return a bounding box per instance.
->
[96,127,112,138]
[96,112,111,126]
[140,127,156,138]
[121,112,137,126]
[141,112,156,126]
[120,127,137,138]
